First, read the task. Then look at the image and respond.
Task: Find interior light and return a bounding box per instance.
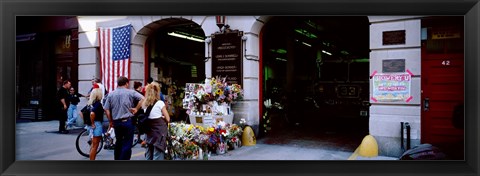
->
[270,49,287,54]
[275,57,287,62]
[294,29,317,39]
[322,50,332,56]
[353,58,369,63]
[302,42,312,47]
[167,32,205,42]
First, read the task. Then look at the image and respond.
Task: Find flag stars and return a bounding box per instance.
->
[112,25,131,61]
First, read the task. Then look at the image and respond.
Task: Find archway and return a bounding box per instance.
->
[259,16,370,148]
[136,17,207,121]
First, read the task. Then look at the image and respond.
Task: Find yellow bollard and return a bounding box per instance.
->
[241,126,256,146]
[358,135,378,157]
[348,135,378,160]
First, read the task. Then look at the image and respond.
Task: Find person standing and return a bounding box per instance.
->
[133,81,146,147]
[86,86,104,160]
[66,87,85,129]
[56,80,71,134]
[141,77,153,95]
[143,82,170,160]
[134,81,143,95]
[104,76,144,160]
[87,78,107,104]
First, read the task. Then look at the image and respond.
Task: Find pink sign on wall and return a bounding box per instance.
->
[372,73,412,102]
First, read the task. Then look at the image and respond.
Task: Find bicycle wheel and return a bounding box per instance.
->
[75,129,104,157]
[132,125,144,147]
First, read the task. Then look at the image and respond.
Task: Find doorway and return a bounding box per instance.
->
[146,18,206,122]
[259,16,370,151]
[421,16,464,160]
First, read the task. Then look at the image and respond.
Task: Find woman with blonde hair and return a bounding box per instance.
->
[83,84,104,160]
[143,82,170,160]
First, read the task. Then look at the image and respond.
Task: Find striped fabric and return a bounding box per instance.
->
[98,24,132,92]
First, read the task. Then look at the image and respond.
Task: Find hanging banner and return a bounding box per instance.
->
[372,73,411,102]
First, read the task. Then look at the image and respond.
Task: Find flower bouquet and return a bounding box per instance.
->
[183,76,244,116]
[204,121,228,154]
[226,123,243,150]
[167,123,203,160]
[166,121,244,159]
[205,76,244,104]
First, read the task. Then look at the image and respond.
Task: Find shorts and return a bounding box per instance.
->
[89,121,103,137]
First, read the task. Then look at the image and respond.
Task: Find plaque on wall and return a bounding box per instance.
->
[383,59,406,73]
[382,30,406,45]
[211,30,243,86]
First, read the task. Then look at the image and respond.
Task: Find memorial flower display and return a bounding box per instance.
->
[202,76,244,104]
[167,123,202,160]
[183,76,244,115]
[166,121,243,160]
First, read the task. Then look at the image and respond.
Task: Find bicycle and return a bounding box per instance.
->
[75,123,144,157]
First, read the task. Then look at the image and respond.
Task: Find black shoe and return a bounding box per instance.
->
[60,130,69,134]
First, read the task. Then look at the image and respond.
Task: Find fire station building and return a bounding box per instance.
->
[16,16,464,158]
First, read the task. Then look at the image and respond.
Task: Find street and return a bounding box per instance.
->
[16,120,147,160]
[15,119,397,160]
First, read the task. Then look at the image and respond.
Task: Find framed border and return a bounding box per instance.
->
[2,0,479,175]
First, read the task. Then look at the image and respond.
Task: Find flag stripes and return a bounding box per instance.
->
[98,24,132,93]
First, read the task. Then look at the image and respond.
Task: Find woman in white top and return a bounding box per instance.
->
[142,82,170,160]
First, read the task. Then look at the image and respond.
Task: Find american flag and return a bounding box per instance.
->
[98,24,132,93]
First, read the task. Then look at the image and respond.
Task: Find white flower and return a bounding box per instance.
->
[222,130,230,137]
[240,118,247,124]
[218,121,226,128]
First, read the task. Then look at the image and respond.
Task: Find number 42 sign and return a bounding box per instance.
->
[442,60,451,66]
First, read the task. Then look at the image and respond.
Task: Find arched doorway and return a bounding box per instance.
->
[259,16,370,148]
[143,18,206,121]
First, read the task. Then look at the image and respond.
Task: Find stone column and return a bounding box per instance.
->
[368,16,423,157]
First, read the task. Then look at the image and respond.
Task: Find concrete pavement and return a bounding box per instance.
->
[15,119,397,160]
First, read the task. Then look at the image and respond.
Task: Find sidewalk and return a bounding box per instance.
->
[209,136,398,160]
[16,119,398,160]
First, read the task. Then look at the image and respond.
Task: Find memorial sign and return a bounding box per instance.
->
[383,30,406,45]
[211,30,243,85]
[383,59,406,73]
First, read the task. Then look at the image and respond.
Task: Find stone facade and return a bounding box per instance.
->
[76,16,264,133]
[368,16,423,157]
[76,16,426,155]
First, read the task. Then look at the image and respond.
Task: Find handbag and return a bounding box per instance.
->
[135,105,154,134]
[80,105,93,125]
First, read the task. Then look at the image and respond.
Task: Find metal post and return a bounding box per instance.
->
[401,122,404,152]
[405,122,411,150]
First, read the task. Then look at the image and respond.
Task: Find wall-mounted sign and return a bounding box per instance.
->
[372,73,411,102]
[211,30,243,85]
[432,30,461,40]
[382,30,406,45]
[383,59,406,73]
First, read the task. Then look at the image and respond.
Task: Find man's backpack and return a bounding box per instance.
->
[81,105,93,125]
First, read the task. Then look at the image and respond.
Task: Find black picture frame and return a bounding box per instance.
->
[2,0,479,176]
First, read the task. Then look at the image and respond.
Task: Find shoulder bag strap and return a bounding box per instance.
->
[144,101,156,116]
